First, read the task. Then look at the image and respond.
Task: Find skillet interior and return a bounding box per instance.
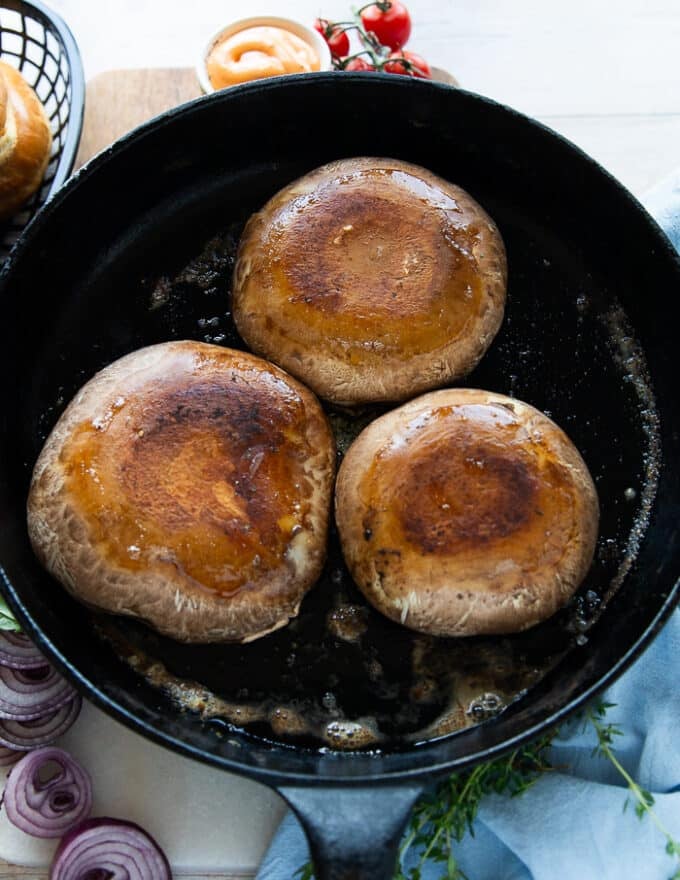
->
[0,74,679,784]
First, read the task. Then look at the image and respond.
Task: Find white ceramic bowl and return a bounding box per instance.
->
[197,16,332,94]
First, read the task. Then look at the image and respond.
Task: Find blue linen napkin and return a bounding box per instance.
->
[255,172,680,880]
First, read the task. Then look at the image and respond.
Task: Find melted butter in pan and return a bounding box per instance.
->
[104,596,546,751]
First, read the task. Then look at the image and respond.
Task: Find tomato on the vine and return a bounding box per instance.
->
[383,50,431,78]
[314,18,351,57]
[359,1,412,51]
[343,56,376,71]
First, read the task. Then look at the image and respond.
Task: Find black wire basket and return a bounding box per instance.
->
[0,0,84,262]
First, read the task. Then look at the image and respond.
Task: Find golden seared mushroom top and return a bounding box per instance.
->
[27,342,335,643]
[233,157,507,406]
[335,389,599,637]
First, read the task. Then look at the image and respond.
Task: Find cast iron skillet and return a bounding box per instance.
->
[1,74,679,878]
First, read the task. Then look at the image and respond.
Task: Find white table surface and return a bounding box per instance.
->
[2,0,679,876]
[50,0,680,195]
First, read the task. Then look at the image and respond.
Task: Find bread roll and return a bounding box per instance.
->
[0,61,52,222]
[335,389,599,636]
[233,157,507,407]
[27,342,336,644]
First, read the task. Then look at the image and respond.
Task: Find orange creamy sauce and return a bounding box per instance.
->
[207,26,320,89]
[248,168,484,360]
[360,404,579,587]
[58,364,314,597]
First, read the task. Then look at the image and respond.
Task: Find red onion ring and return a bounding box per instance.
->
[0,663,76,720]
[50,817,172,879]
[0,632,46,670]
[0,695,82,750]
[2,747,92,838]
[0,744,26,766]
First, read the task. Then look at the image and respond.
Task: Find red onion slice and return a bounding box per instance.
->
[2,747,92,838]
[50,817,172,879]
[0,632,46,670]
[0,744,26,766]
[0,663,76,720]
[0,695,82,749]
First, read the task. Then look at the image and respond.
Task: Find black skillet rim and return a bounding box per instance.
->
[1,72,679,787]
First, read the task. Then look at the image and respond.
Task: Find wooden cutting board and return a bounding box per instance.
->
[75,68,202,168]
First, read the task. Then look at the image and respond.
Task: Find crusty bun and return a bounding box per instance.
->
[335,389,599,636]
[0,61,52,222]
[233,157,507,407]
[27,342,336,644]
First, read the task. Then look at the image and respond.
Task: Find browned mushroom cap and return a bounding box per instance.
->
[27,342,335,644]
[232,157,507,407]
[335,389,599,636]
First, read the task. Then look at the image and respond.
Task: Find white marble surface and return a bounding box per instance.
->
[1,0,679,877]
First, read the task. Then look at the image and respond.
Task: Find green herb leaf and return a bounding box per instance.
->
[397,728,556,879]
[0,595,21,632]
[294,862,315,880]
[297,701,678,880]
[587,704,680,878]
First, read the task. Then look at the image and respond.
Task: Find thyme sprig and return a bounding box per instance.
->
[295,729,556,880]
[395,730,556,880]
[296,700,680,880]
[587,700,680,880]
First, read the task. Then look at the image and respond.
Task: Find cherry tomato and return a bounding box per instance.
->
[360,1,412,51]
[383,50,431,78]
[314,18,350,57]
[343,57,376,71]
